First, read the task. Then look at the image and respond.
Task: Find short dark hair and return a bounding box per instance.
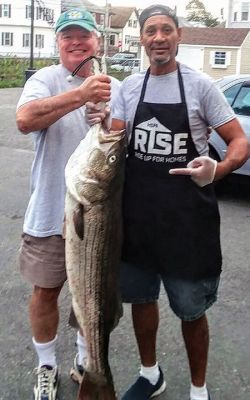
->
[139,4,179,30]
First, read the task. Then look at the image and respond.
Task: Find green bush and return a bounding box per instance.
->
[0,57,58,88]
[0,57,131,88]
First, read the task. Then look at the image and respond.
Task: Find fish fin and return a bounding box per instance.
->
[62,215,66,239]
[78,371,117,400]
[73,204,84,240]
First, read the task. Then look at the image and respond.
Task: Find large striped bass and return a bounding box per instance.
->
[65,121,126,400]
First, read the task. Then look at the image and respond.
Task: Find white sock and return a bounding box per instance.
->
[190,383,208,400]
[76,331,88,366]
[140,362,160,385]
[32,335,57,368]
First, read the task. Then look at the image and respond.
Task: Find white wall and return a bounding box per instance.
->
[177,45,204,71]
[0,0,61,57]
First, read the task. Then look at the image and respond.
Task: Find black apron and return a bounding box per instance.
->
[122,66,222,279]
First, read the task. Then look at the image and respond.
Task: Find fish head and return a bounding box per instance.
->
[83,126,127,202]
[65,124,126,205]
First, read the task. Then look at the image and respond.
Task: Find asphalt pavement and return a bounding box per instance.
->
[0,87,250,400]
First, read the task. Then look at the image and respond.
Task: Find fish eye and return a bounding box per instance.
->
[108,155,117,164]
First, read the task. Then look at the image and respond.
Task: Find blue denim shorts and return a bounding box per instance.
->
[120,262,220,321]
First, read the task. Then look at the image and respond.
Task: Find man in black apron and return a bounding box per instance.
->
[86,4,249,400]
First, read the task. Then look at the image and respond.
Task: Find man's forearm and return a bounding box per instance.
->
[16,87,84,134]
[214,137,250,181]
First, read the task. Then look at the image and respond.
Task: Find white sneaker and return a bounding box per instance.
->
[33,365,59,400]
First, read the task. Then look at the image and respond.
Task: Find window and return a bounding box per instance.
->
[210,51,231,69]
[233,12,237,21]
[214,51,226,65]
[1,32,13,46]
[128,19,132,27]
[23,33,30,47]
[43,8,54,23]
[0,4,11,18]
[35,34,44,48]
[133,20,137,28]
[26,5,31,19]
[109,34,115,46]
[223,83,241,105]
[36,6,43,20]
[99,14,104,26]
[241,11,249,20]
[241,2,249,21]
[35,7,54,23]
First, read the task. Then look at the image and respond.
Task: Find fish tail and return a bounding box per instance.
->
[77,371,117,400]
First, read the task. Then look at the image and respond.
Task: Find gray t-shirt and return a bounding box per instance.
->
[17,64,120,237]
[112,63,235,155]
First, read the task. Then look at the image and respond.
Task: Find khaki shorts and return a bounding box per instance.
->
[19,233,67,288]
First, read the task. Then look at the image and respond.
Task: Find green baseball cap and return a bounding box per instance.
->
[55,8,98,33]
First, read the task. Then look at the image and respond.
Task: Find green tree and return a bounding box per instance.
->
[186,0,219,27]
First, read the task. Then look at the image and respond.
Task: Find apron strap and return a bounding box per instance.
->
[139,67,150,102]
[140,64,187,105]
[177,64,186,104]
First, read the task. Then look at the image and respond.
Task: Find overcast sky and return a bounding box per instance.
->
[95,0,228,19]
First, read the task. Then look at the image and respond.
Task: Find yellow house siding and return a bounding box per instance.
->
[203,48,238,79]
[240,35,250,74]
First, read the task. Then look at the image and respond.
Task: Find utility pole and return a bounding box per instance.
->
[25,0,36,82]
[30,0,35,69]
[103,0,109,57]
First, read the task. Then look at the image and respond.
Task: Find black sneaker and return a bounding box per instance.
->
[33,365,59,400]
[121,367,166,399]
[70,353,84,384]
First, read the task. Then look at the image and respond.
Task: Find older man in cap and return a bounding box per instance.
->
[16,8,120,400]
[86,3,249,400]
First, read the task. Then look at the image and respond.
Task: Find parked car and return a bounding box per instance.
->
[110,58,141,73]
[209,75,250,177]
[107,52,136,65]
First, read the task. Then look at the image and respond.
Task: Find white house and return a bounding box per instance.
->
[0,0,61,57]
[0,1,141,58]
[227,0,250,27]
[109,7,140,56]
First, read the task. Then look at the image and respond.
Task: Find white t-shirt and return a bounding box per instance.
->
[17,64,120,237]
[112,63,235,155]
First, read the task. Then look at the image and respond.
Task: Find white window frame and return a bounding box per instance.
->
[210,51,231,69]
[23,33,30,47]
[35,34,44,49]
[1,32,13,46]
[26,5,31,19]
[241,11,249,20]
[241,2,250,21]
[2,4,11,17]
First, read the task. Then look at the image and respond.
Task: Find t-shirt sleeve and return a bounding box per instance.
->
[17,72,52,109]
[201,80,235,128]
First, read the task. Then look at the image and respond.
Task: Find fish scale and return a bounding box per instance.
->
[65,122,126,399]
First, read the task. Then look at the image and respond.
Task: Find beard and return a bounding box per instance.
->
[153,54,171,65]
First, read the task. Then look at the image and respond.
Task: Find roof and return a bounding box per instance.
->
[180,27,250,46]
[110,7,136,29]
